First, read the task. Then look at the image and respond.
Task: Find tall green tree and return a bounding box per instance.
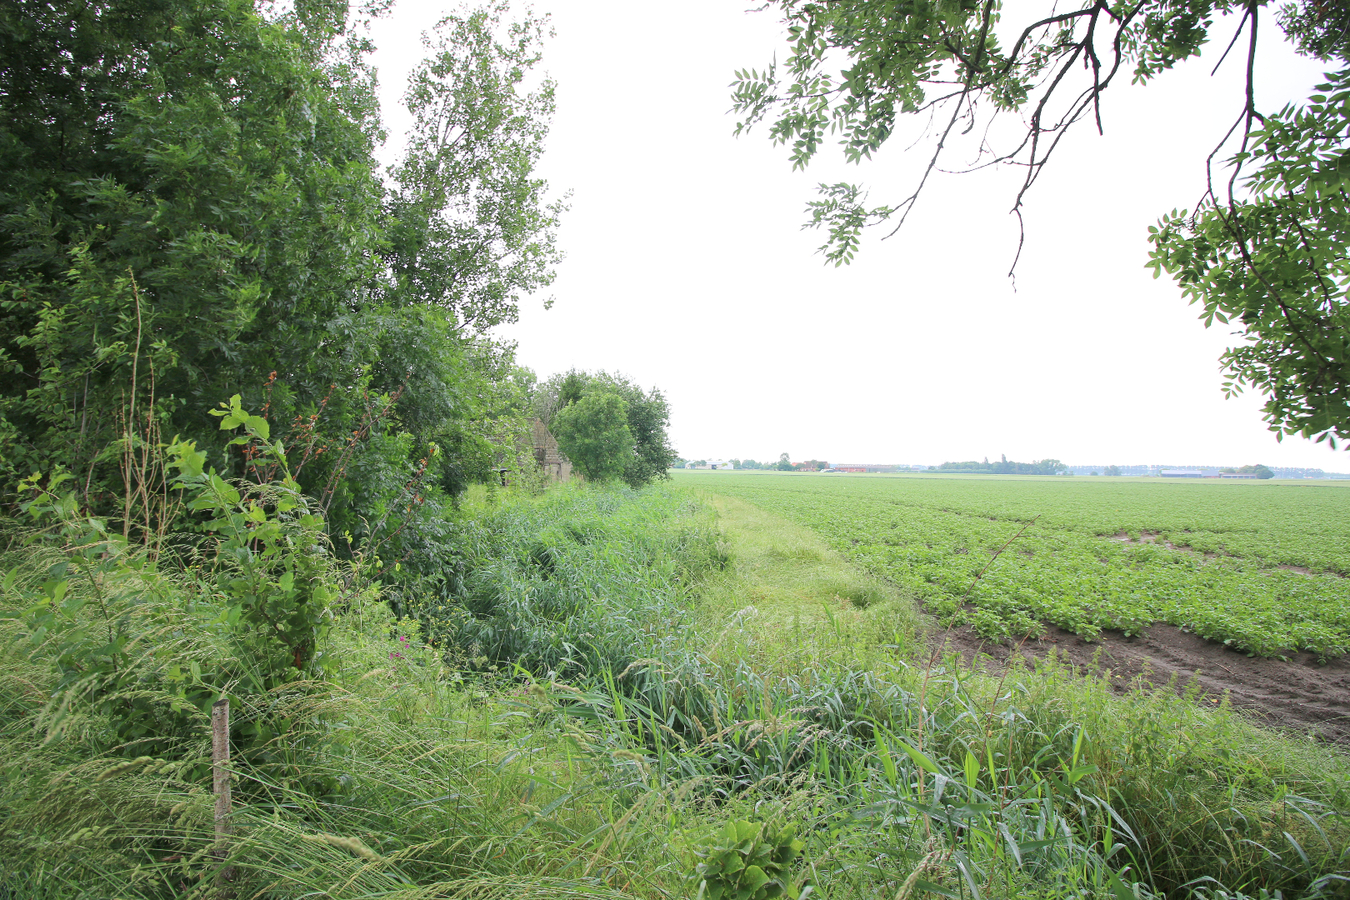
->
[0,0,386,487]
[384,2,564,332]
[732,0,1350,445]
[550,390,634,483]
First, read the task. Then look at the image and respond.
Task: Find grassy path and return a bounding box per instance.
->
[677,488,1350,899]
[688,489,925,675]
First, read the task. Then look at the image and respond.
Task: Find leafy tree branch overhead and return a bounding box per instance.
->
[733,0,1350,446]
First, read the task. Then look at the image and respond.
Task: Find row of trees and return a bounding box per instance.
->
[1224,464,1276,479]
[934,456,1070,476]
[719,455,825,471]
[0,0,674,603]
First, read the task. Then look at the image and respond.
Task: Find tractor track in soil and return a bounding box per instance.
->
[935,620,1350,745]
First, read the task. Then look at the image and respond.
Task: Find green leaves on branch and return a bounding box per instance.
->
[738,1,1350,444]
[804,183,895,267]
[1148,69,1350,445]
[732,1,1238,262]
[181,396,337,676]
[213,393,272,444]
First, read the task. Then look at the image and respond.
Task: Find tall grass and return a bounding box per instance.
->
[556,648,1349,898]
[0,485,703,898]
[407,482,728,678]
[3,483,1348,899]
[0,537,670,898]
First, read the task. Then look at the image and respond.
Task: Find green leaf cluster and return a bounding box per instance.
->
[690,820,809,900]
[183,396,337,675]
[1148,68,1350,445]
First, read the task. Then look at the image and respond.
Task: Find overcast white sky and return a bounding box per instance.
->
[369,2,1348,471]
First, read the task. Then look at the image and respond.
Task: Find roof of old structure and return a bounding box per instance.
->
[531,418,569,465]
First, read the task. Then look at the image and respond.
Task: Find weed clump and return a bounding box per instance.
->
[406,483,727,679]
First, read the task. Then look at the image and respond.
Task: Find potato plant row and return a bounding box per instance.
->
[684,473,1350,657]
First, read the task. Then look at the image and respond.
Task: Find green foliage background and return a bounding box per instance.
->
[0,0,567,572]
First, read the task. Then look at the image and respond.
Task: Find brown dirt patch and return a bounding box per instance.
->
[1108,531,1223,558]
[933,621,1350,744]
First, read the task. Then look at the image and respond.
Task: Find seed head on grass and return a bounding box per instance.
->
[302,833,385,862]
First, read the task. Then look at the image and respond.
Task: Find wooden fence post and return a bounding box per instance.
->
[211,698,233,894]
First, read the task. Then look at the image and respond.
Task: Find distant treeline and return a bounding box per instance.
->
[934,457,1068,476]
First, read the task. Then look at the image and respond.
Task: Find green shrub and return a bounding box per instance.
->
[3,400,352,783]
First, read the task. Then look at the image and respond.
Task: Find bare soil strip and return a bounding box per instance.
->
[936,620,1350,744]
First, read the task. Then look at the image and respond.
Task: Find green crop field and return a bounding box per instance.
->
[677,472,1350,657]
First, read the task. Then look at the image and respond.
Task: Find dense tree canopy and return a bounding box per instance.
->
[549,390,634,483]
[0,0,562,574]
[1,0,384,484]
[733,0,1350,446]
[934,456,1069,476]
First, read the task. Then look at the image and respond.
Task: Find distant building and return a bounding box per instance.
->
[831,463,901,473]
[529,418,573,482]
[1160,469,1202,478]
